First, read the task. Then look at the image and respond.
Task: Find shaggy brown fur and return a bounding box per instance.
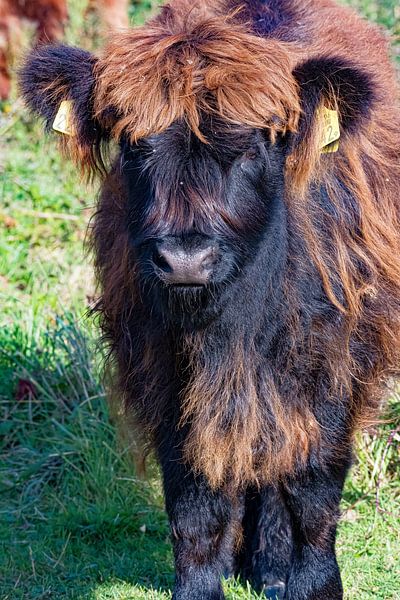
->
[86,0,400,488]
[19,0,400,490]
[94,18,300,142]
[180,334,321,489]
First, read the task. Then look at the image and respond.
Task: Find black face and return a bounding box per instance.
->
[121,120,288,328]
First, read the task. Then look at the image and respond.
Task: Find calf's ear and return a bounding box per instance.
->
[19,44,107,175]
[292,56,375,150]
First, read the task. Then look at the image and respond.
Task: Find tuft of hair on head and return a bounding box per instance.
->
[93,10,301,144]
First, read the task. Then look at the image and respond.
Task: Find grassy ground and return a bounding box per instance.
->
[1,1,399,599]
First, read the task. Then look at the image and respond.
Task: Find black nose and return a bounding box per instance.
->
[154,242,217,285]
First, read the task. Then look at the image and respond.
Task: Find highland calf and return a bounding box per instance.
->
[20,0,400,598]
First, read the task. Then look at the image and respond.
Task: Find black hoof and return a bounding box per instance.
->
[264,580,286,600]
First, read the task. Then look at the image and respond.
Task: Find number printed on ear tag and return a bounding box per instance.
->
[319,107,340,153]
[52,100,76,136]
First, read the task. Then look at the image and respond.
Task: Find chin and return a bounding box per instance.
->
[150,284,224,331]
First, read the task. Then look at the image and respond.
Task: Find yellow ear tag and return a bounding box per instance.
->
[319,107,340,154]
[52,100,76,136]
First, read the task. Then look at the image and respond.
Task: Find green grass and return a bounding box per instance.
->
[1,1,399,599]
[340,0,399,37]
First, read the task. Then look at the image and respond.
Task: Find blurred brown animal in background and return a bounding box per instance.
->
[0,0,68,99]
[86,0,129,33]
[0,0,129,100]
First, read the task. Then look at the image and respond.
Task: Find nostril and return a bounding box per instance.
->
[153,251,172,272]
[200,250,217,271]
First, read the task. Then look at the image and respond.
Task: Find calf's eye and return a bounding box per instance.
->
[238,145,265,178]
[245,148,259,161]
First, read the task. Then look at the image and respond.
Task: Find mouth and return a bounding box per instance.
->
[170,283,205,288]
[168,283,206,293]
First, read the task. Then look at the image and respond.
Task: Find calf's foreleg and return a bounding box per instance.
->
[236,485,293,598]
[158,439,238,600]
[283,457,351,600]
